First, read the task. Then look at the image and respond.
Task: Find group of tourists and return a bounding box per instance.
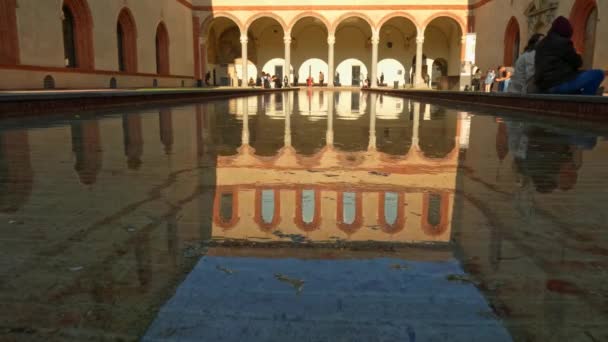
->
[249,73,288,89]
[483,16,604,95]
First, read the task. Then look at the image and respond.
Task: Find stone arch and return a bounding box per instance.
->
[245,12,287,33]
[337,191,363,235]
[570,0,598,66]
[422,12,466,36]
[117,7,138,72]
[155,21,170,75]
[62,0,95,69]
[332,12,375,34]
[294,188,321,232]
[503,16,520,67]
[200,12,245,39]
[378,192,405,234]
[421,192,450,237]
[0,0,19,64]
[288,12,331,33]
[254,188,281,232]
[213,187,240,230]
[376,12,420,34]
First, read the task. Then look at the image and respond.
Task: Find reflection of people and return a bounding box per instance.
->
[508,33,544,94]
[535,16,605,95]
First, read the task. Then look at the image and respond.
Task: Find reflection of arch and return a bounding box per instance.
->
[155,22,170,75]
[421,192,450,236]
[503,17,520,67]
[71,120,102,185]
[337,191,363,235]
[419,106,457,159]
[422,12,466,35]
[376,12,420,33]
[213,187,240,230]
[0,131,33,213]
[332,12,375,33]
[159,109,173,155]
[0,0,19,64]
[288,12,331,32]
[117,7,138,72]
[62,0,95,69]
[245,13,287,32]
[378,192,405,234]
[254,189,281,232]
[295,188,321,232]
[570,0,598,64]
[122,114,143,170]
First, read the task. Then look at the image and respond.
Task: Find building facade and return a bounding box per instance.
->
[0,0,605,90]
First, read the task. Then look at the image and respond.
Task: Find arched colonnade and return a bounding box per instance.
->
[198,11,467,89]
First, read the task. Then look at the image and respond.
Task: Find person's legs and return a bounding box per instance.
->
[549,70,605,95]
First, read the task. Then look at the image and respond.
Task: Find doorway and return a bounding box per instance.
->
[352,66,361,86]
[275,65,283,79]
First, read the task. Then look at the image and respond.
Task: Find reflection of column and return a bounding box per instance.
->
[412,102,420,148]
[284,94,291,147]
[415,35,424,87]
[369,93,377,150]
[71,120,102,185]
[240,34,248,88]
[242,98,249,145]
[327,94,334,146]
[371,31,379,88]
[327,34,335,88]
[284,34,292,85]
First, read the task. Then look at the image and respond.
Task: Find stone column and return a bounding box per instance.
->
[368,93,377,151]
[327,93,334,146]
[414,35,424,88]
[284,34,292,86]
[327,34,336,88]
[240,35,248,88]
[371,32,380,88]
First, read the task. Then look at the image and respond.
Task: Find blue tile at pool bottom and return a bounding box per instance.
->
[143,257,512,342]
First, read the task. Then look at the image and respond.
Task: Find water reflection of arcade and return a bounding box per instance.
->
[209,92,467,244]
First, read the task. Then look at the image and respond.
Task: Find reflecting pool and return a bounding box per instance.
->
[1,90,607,341]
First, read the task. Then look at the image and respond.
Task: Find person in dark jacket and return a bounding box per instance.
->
[535,16,604,95]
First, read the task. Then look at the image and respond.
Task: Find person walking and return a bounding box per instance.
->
[508,33,544,94]
[284,75,289,88]
[319,71,325,86]
[535,16,605,95]
[380,72,385,86]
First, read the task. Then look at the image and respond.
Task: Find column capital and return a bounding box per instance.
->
[284,35,292,44]
[199,37,207,45]
[240,35,248,44]
[371,32,380,45]
[327,35,336,45]
[461,35,467,44]
[416,36,425,44]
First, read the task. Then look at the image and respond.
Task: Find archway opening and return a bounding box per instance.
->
[503,17,520,67]
[155,22,170,75]
[291,16,328,85]
[378,17,417,87]
[570,0,598,68]
[334,17,373,86]
[117,8,137,73]
[423,16,463,90]
[248,17,285,83]
[62,0,94,69]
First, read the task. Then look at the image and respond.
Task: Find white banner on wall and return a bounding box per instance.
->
[465,33,477,64]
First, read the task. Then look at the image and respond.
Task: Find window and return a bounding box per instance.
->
[62,6,77,67]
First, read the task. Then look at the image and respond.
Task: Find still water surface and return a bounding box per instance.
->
[1,91,607,341]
